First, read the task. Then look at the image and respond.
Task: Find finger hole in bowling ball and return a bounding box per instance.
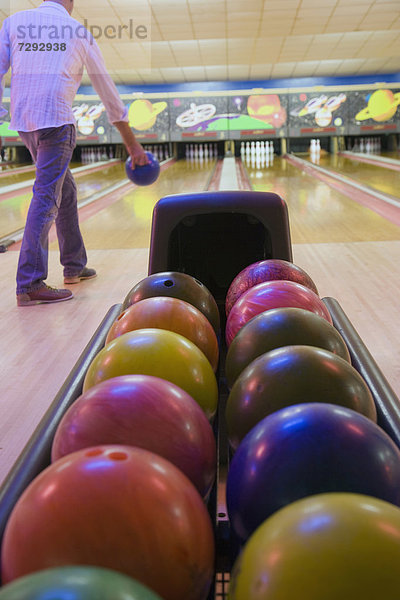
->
[163,280,174,287]
[109,451,128,461]
[85,448,103,457]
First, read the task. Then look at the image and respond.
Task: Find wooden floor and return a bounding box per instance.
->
[1,152,400,486]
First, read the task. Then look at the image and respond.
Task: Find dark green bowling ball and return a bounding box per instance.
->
[226,344,377,450]
[225,307,351,388]
[122,271,220,334]
[0,566,163,600]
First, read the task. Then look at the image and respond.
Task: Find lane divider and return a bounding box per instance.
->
[285,153,400,227]
[0,160,121,202]
[0,164,36,178]
[2,158,176,251]
[339,151,400,172]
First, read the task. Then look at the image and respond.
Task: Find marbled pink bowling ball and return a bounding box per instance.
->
[226,259,318,316]
[225,280,332,346]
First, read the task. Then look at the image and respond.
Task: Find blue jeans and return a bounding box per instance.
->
[16,124,87,294]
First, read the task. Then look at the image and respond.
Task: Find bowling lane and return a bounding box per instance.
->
[67,158,217,250]
[246,155,400,244]
[0,162,34,176]
[305,153,400,199]
[0,161,125,239]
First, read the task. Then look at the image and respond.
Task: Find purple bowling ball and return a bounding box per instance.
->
[226,402,400,543]
[125,151,160,186]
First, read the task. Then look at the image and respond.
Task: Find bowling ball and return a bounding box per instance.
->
[0,566,162,600]
[226,345,376,449]
[125,152,160,186]
[229,493,400,600]
[1,446,215,600]
[226,403,400,543]
[122,271,220,335]
[225,258,318,316]
[51,375,216,497]
[225,307,350,388]
[82,328,218,420]
[106,297,219,372]
[225,280,332,346]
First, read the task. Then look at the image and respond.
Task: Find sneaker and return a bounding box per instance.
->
[17,283,74,306]
[64,267,97,284]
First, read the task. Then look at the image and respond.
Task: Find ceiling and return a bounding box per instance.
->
[1,0,400,88]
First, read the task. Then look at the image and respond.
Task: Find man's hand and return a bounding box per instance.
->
[113,121,149,169]
[127,140,148,169]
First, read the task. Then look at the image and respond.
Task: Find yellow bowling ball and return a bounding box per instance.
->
[229,493,400,600]
[83,328,218,420]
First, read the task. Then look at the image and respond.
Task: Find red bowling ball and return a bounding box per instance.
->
[225,279,332,346]
[1,446,215,600]
[225,259,319,316]
[51,375,216,497]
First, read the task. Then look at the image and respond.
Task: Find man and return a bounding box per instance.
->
[0,0,148,306]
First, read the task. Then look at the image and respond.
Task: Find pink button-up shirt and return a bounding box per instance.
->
[0,1,128,131]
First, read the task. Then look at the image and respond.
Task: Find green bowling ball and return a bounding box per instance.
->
[226,344,377,450]
[0,566,163,599]
[225,307,351,388]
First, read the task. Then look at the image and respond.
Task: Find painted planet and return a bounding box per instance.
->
[129,99,167,131]
[356,89,400,122]
[315,106,332,127]
[78,115,94,135]
[247,95,287,128]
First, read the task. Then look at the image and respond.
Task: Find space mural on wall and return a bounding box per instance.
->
[1,85,400,144]
[126,97,170,141]
[288,92,348,137]
[348,89,400,134]
[72,101,111,143]
[169,95,228,140]
[169,93,288,139]
[226,93,288,138]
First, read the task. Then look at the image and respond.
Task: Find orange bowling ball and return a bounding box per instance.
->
[122,271,220,335]
[1,446,215,600]
[83,328,218,420]
[105,297,219,372]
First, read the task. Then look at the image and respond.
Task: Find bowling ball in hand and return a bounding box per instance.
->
[125,152,160,186]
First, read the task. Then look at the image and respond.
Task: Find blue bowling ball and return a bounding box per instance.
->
[226,402,400,543]
[125,151,160,186]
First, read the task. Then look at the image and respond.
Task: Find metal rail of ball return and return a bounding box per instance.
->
[0,191,400,598]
